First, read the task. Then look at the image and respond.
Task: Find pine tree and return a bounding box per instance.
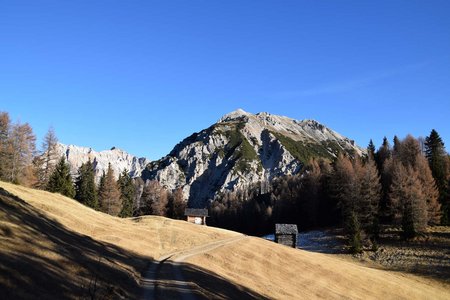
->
[47,156,75,198]
[117,169,135,218]
[425,129,448,223]
[98,163,121,216]
[375,137,391,173]
[348,211,362,253]
[393,135,401,155]
[75,159,98,209]
[367,139,376,159]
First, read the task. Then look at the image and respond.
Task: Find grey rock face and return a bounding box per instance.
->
[55,143,150,182]
[142,109,365,207]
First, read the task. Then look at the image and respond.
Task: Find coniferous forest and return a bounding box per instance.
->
[1,110,449,252]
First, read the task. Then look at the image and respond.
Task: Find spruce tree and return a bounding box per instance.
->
[425,129,449,223]
[118,169,135,218]
[47,156,75,198]
[393,135,401,156]
[75,159,98,209]
[348,211,362,253]
[367,139,376,159]
[375,137,391,173]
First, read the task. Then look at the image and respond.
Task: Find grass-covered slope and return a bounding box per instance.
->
[186,237,450,300]
[1,181,449,299]
[0,181,236,299]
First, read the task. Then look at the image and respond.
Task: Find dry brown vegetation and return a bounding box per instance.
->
[0,181,236,299]
[352,226,450,281]
[1,181,449,299]
[186,237,450,299]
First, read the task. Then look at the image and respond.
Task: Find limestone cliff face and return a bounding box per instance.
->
[55,143,149,182]
[142,109,365,207]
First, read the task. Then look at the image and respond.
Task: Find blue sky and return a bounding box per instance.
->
[1,1,449,160]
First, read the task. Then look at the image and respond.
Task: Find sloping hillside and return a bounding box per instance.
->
[185,237,450,299]
[142,109,365,207]
[1,182,449,299]
[0,181,236,299]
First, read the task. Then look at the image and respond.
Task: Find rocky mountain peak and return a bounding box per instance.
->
[218,108,251,123]
[54,143,150,182]
[142,110,365,207]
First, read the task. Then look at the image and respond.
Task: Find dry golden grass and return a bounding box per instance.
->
[1,181,449,299]
[0,181,237,259]
[186,236,450,299]
[0,181,236,299]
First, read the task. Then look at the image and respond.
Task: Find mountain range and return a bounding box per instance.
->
[56,109,364,206]
[143,109,364,207]
[54,143,150,182]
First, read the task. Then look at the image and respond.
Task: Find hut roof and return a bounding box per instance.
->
[184,208,209,217]
[275,224,298,234]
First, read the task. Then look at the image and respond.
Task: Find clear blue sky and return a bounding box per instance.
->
[1,1,449,160]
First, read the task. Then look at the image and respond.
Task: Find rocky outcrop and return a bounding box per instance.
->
[142,109,365,207]
[55,143,150,182]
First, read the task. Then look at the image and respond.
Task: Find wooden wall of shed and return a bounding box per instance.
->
[275,234,296,248]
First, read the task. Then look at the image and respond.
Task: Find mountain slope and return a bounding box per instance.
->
[142,109,365,207]
[0,181,236,299]
[1,182,448,299]
[55,143,150,182]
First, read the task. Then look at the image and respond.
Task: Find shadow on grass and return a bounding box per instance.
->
[143,258,269,300]
[0,188,267,299]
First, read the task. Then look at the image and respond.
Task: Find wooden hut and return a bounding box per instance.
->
[184,208,208,225]
[275,224,298,248]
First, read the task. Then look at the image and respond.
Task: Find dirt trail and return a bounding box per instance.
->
[141,235,247,300]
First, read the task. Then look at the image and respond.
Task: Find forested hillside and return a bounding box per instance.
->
[1,109,449,253]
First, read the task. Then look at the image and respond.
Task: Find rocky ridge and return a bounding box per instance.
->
[142,109,365,207]
[55,143,150,182]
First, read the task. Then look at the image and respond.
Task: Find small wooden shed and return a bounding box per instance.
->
[275,224,298,248]
[184,208,208,225]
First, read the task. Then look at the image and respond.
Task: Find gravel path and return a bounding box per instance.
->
[141,235,247,300]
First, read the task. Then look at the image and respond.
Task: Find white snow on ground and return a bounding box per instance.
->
[263,230,345,254]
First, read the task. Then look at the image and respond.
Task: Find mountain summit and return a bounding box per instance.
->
[142,110,365,207]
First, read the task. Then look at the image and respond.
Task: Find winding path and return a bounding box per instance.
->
[141,235,247,300]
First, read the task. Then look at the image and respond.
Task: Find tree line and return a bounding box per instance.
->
[1,110,449,251]
[210,132,450,252]
[0,111,185,219]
